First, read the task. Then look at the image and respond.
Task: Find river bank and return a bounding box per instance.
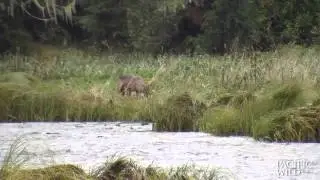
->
[0,45,320,142]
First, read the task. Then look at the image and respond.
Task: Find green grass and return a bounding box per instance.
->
[91,156,233,180]
[0,44,320,142]
[0,138,234,180]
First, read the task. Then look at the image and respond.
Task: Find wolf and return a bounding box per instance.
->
[117,65,165,97]
[117,75,150,97]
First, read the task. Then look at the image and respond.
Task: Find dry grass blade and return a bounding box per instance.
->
[147,63,166,86]
[0,136,31,179]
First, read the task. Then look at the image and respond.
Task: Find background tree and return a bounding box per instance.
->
[0,0,319,55]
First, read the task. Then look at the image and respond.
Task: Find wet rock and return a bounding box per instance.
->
[75,124,85,128]
[29,132,40,135]
[141,122,149,126]
[45,132,60,135]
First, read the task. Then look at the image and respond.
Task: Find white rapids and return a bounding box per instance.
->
[0,122,319,180]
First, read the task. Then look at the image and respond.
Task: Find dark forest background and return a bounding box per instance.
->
[0,0,319,56]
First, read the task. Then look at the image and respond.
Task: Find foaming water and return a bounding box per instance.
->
[0,122,319,180]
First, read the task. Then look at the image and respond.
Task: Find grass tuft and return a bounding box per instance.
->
[91,155,234,180]
[254,105,320,142]
[5,164,91,180]
[271,83,303,109]
[151,92,207,132]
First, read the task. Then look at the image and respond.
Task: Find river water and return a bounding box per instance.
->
[0,122,319,180]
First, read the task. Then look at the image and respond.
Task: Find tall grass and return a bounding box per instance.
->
[0,44,320,142]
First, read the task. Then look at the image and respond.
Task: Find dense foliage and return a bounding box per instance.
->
[0,0,319,54]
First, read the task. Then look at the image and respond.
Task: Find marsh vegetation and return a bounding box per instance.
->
[0,45,320,143]
[1,0,319,143]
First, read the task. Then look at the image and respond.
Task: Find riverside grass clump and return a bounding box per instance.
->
[0,138,233,180]
[199,82,320,142]
[91,156,231,180]
[0,44,320,142]
[151,92,207,132]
